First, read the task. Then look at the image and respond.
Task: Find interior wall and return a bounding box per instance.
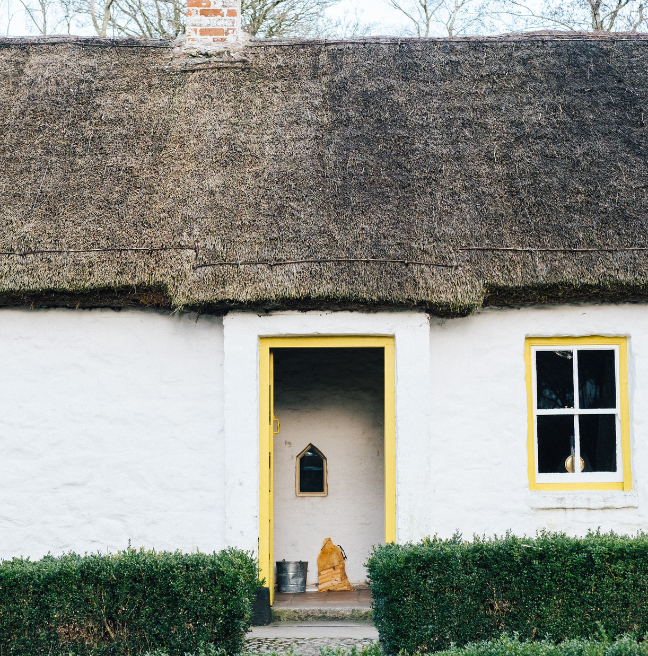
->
[0,307,225,560]
[273,348,384,586]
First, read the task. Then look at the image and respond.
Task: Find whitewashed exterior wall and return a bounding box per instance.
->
[428,303,645,539]
[0,303,647,567]
[0,308,226,560]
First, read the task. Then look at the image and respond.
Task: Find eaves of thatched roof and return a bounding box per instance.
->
[1,33,648,315]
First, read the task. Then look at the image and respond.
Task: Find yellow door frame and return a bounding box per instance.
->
[259,336,396,604]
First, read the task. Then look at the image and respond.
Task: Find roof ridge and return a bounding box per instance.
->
[248,32,648,47]
[2,32,648,49]
[0,35,171,47]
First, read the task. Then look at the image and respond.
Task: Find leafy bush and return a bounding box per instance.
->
[0,546,259,656]
[142,647,225,656]
[317,646,383,656]
[367,532,648,654]
[142,646,225,656]
[435,636,648,656]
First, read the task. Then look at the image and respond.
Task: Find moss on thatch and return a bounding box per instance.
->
[1,33,648,315]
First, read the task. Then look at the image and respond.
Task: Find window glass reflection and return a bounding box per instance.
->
[579,415,617,472]
[299,447,324,493]
[537,415,574,473]
[536,350,574,409]
[578,350,616,409]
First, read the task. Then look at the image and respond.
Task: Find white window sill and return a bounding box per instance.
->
[527,491,639,509]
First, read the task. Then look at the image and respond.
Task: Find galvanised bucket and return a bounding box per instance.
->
[276,560,308,593]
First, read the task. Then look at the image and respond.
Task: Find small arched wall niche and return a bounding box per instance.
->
[296,444,328,496]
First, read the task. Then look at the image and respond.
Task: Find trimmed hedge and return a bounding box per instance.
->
[366,532,648,655]
[0,547,258,656]
[435,636,648,656]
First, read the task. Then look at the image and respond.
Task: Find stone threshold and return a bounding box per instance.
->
[271,589,373,622]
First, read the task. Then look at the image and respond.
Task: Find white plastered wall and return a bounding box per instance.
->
[0,307,226,560]
[4,303,646,565]
[222,311,432,558]
[428,303,647,538]
[272,349,384,586]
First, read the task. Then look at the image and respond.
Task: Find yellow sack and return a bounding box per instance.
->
[317,537,354,592]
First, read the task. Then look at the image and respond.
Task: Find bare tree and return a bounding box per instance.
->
[384,0,490,37]
[384,0,439,36]
[63,0,182,38]
[500,0,646,32]
[56,0,81,32]
[73,0,115,36]
[25,0,347,41]
[241,0,340,38]
[109,0,184,37]
[19,0,64,33]
[317,2,382,38]
[1,0,21,33]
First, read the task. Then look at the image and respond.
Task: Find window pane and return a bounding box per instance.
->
[536,350,574,409]
[537,415,574,473]
[300,448,324,493]
[579,415,617,472]
[578,350,616,409]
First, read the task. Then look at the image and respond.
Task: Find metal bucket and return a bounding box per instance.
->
[276,560,308,593]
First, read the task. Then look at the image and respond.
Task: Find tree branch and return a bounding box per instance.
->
[631,1,645,29]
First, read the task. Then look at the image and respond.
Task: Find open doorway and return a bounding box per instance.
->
[258,336,395,603]
[273,348,384,588]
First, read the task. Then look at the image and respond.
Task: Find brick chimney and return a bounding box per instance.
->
[185,0,242,51]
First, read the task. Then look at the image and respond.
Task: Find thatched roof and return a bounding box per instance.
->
[1,33,648,315]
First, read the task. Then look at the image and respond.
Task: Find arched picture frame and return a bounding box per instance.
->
[296,444,328,497]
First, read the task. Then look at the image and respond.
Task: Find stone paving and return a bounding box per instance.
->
[244,637,377,655]
[246,618,378,655]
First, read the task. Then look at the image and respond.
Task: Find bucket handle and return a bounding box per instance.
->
[337,545,347,560]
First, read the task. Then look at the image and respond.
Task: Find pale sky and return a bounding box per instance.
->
[326,0,413,35]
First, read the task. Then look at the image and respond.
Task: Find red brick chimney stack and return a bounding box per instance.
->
[185,0,241,50]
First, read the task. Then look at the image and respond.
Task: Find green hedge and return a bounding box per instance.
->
[366,532,648,655]
[435,636,648,656]
[0,546,258,656]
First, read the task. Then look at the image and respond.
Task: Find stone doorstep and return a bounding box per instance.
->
[248,591,377,653]
[272,607,373,621]
[271,589,373,622]
[248,621,378,639]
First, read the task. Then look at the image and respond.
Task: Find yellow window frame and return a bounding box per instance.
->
[259,335,396,604]
[525,336,632,491]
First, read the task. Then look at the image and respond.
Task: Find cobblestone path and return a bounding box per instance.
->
[244,637,377,655]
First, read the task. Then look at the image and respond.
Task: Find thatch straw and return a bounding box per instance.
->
[1,33,648,315]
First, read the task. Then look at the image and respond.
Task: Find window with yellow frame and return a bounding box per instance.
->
[525,337,632,491]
